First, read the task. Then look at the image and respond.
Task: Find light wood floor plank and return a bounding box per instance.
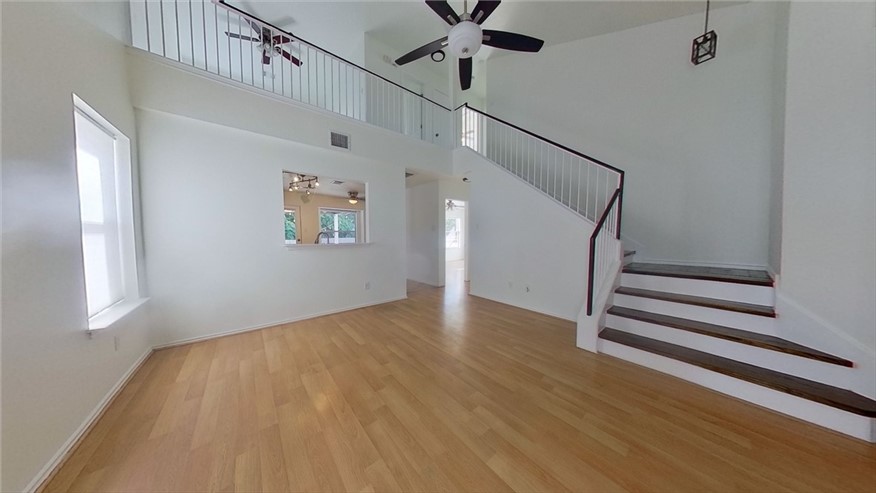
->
[42,281,876,492]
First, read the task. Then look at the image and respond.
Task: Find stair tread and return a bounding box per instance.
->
[606,306,852,367]
[623,250,636,257]
[623,263,773,286]
[615,286,775,317]
[599,328,876,417]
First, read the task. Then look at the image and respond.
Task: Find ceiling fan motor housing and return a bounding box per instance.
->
[448,20,482,58]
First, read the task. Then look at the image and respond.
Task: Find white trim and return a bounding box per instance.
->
[25,349,153,493]
[599,339,876,442]
[87,298,149,332]
[285,242,372,250]
[152,296,406,350]
[467,291,577,323]
[777,291,876,359]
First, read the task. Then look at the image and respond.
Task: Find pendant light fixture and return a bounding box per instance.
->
[691,0,717,65]
[348,191,360,204]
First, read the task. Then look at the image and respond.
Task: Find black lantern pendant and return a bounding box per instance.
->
[691,0,717,65]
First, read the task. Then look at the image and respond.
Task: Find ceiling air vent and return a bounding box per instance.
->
[330,131,350,150]
[331,180,345,185]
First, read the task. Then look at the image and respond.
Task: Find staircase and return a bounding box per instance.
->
[600,259,876,441]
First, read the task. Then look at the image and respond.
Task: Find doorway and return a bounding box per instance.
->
[444,199,467,290]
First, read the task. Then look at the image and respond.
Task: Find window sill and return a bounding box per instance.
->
[87,297,149,332]
[285,243,372,249]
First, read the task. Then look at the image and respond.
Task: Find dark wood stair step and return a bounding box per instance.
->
[615,286,775,317]
[599,328,876,417]
[607,306,852,367]
[623,263,773,287]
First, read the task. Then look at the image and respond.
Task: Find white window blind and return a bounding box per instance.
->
[74,110,124,317]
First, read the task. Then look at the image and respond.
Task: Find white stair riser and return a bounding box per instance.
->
[604,315,853,389]
[598,339,875,442]
[612,294,776,336]
[621,273,774,306]
[623,255,635,266]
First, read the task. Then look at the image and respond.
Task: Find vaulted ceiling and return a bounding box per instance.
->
[235,1,740,64]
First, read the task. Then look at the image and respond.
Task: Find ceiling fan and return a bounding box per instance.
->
[395,1,544,90]
[225,18,302,67]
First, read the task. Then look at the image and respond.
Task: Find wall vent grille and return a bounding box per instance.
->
[330,132,350,150]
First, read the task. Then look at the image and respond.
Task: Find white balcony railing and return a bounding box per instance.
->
[131,0,453,147]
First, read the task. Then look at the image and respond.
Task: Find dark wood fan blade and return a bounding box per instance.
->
[272,33,293,45]
[262,51,271,65]
[426,1,460,25]
[459,57,472,91]
[471,1,501,25]
[482,30,544,52]
[281,49,303,66]
[395,37,448,66]
[225,32,259,42]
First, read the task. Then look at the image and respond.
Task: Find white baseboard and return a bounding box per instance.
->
[153,296,407,350]
[26,348,154,493]
[467,290,576,322]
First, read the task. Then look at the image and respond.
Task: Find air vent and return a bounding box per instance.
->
[331,180,345,185]
[330,132,350,150]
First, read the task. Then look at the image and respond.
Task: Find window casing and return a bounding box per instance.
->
[73,96,141,328]
[318,208,361,244]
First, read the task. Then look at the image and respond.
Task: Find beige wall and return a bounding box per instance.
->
[284,191,365,244]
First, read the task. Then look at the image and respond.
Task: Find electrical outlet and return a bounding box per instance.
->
[364,281,371,290]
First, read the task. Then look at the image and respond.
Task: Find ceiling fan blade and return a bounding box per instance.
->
[482,30,544,52]
[470,1,501,25]
[395,37,448,66]
[272,33,293,45]
[281,49,303,67]
[262,51,271,65]
[459,57,472,91]
[425,1,460,25]
[225,32,259,42]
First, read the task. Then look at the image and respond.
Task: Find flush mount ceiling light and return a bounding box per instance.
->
[348,191,360,204]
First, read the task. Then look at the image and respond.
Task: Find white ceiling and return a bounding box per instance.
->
[235,1,740,64]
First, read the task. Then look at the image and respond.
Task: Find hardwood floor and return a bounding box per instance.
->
[44,281,875,492]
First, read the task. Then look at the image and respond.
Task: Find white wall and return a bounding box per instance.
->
[127,49,453,177]
[138,110,407,345]
[1,3,153,491]
[486,2,784,268]
[455,149,593,321]
[406,181,442,286]
[777,2,876,375]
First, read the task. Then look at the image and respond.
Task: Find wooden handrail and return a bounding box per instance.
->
[587,187,623,316]
[458,104,625,176]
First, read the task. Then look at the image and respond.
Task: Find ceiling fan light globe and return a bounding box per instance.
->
[448,21,482,59]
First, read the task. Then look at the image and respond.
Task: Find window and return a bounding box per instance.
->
[73,96,141,328]
[318,208,360,244]
[284,209,299,244]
